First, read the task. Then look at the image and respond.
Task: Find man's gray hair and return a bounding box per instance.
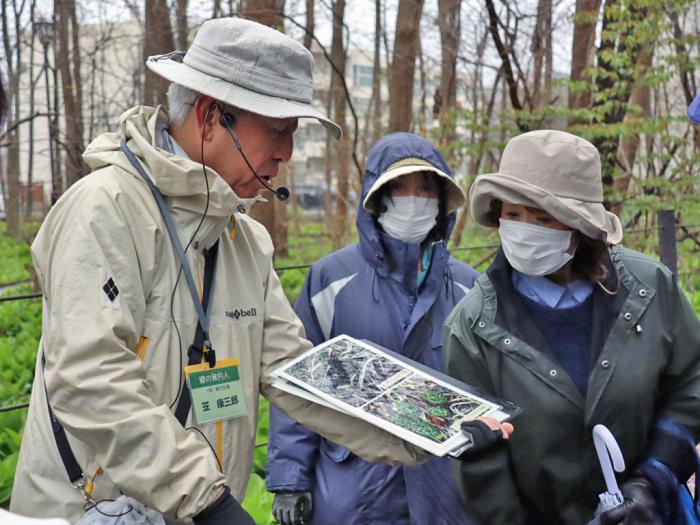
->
[167,83,199,125]
[166,82,249,126]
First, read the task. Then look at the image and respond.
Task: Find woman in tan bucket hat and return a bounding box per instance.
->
[443,130,700,524]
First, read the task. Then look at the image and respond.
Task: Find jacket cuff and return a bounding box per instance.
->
[265,461,314,493]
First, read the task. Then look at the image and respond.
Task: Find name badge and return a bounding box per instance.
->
[185,358,248,424]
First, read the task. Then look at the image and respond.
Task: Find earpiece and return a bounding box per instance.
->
[219,111,236,130]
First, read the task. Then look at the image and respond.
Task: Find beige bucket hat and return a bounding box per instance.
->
[469,130,623,244]
[363,157,465,215]
[146,17,341,139]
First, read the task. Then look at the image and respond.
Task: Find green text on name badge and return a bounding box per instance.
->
[187,365,248,424]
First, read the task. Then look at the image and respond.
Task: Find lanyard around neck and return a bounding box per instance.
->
[120,140,213,345]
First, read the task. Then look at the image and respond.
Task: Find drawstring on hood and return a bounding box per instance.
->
[444,258,456,302]
[371,268,379,303]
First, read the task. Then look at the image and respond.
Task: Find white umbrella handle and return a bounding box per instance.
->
[593,424,625,495]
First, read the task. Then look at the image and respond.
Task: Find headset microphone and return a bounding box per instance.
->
[218,110,290,202]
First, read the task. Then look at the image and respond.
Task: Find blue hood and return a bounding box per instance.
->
[357,132,458,268]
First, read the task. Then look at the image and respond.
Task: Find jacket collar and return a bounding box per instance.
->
[84,105,263,218]
[477,247,649,412]
[83,105,266,249]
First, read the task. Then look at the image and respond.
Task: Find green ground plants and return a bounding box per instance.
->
[0,222,38,507]
[0,222,329,521]
[4,214,700,522]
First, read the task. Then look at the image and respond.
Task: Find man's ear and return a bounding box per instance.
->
[193,96,218,142]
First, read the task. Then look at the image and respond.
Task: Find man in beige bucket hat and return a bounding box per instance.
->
[11,17,426,525]
[443,129,700,524]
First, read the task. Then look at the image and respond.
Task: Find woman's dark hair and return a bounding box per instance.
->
[486,199,503,225]
[489,198,609,282]
[371,172,449,241]
[570,233,609,283]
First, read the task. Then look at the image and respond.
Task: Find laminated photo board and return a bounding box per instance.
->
[272,334,520,457]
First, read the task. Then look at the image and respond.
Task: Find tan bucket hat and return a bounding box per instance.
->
[146,17,341,139]
[362,157,465,215]
[469,130,623,244]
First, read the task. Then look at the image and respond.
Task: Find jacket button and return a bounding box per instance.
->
[638,289,647,297]
[237,204,246,214]
[549,369,557,377]
[623,312,632,321]
[504,338,511,345]
[478,321,486,328]
[601,360,610,369]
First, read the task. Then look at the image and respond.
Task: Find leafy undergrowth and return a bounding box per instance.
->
[4,216,700,522]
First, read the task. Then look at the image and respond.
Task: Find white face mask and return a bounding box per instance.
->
[498,218,576,276]
[378,196,439,245]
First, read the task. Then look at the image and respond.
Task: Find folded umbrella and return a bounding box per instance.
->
[587,424,626,524]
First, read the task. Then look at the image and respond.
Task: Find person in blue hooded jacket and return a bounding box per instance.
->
[266,132,481,525]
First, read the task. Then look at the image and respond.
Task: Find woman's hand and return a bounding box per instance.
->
[477,416,515,439]
[456,417,515,459]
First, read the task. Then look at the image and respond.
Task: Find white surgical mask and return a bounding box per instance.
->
[498,218,576,276]
[378,196,439,245]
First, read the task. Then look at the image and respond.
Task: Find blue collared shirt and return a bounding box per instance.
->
[512,269,593,310]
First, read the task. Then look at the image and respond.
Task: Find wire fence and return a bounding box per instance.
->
[2,214,698,414]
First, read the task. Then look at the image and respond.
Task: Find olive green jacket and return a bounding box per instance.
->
[444,246,700,524]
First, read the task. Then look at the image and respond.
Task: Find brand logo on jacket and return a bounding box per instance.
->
[102,277,119,302]
[226,307,258,320]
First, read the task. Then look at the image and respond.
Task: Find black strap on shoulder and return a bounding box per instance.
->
[174,240,219,427]
[46,240,220,484]
[41,353,84,484]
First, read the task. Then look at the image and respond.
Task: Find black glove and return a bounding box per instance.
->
[599,477,663,525]
[457,419,506,459]
[272,491,313,525]
[193,486,256,525]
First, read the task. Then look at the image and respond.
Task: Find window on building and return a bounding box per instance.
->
[353,65,373,88]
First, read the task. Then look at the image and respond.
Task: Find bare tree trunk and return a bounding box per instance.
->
[370,0,382,144]
[143,0,174,107]
[388,0,424,132]
[568,0,602,111]
[56,0,88,187]
[330,0,349,249]
[176,0,188,49]
[303,0,314,50]
[531,0,551,109]
[613,37,654,217]
[213,0,222,18]
[2,0,24,237]
[27,1,36,218]
[484,0,529,130]
[436,0,460,155]
[52,37,63,202]
[543,1,552,111]
[323,85,333,221]
[243,0,289,256]
[243,0,285,28]
[417,33,427,135]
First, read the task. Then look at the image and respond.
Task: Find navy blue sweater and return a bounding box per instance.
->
[519,294,594,395]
